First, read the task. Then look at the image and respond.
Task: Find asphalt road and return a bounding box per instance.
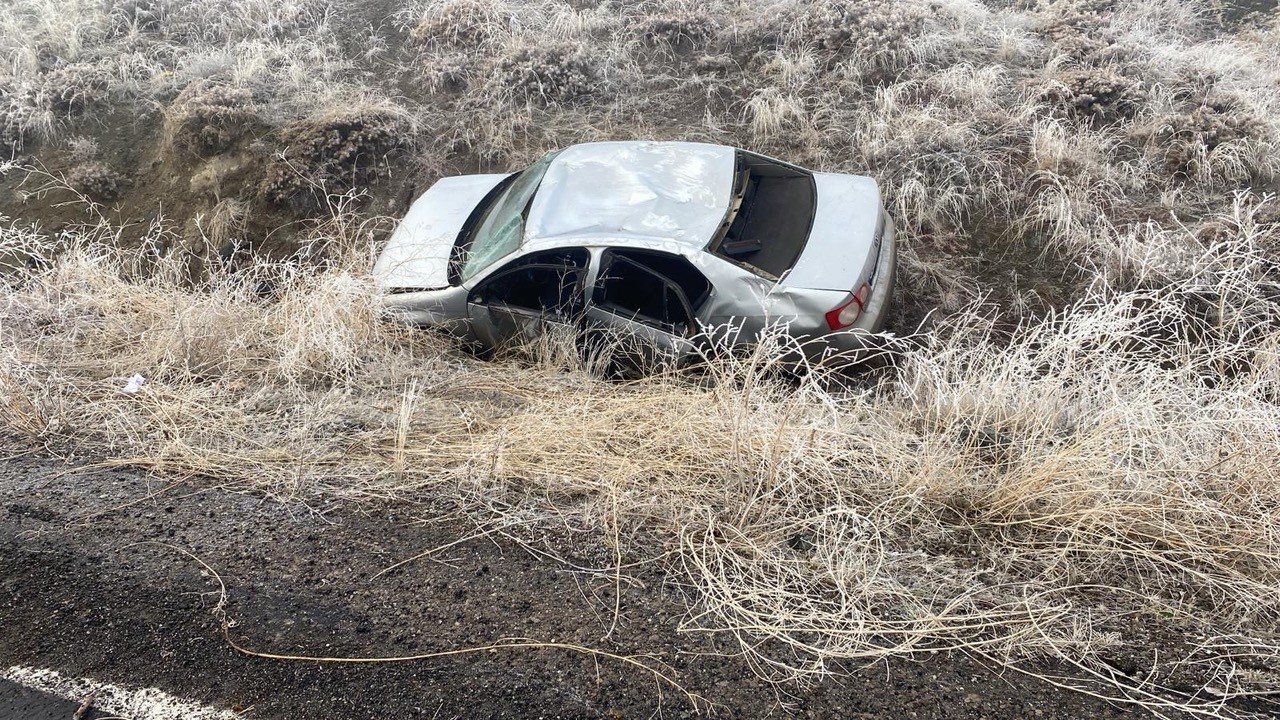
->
[0,678,105,720]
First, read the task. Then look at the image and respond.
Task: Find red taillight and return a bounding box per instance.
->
[825,284,871,330]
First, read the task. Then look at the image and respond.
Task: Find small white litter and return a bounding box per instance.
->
[120,374,147,394]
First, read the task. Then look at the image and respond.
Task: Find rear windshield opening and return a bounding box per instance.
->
[709,151,816,280]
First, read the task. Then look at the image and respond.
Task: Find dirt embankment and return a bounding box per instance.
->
[1,456,1195,720]
[0,100,426,275]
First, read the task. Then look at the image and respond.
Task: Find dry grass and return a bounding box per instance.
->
[4,193,1280,714]
[4,0,1280,716]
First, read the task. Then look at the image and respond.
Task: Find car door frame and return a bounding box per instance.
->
[582,249,704,368]
[464,251,589,353]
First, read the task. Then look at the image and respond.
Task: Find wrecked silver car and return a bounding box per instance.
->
[374,141,896,365]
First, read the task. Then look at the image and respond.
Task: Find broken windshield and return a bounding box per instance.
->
[459,150,561,282]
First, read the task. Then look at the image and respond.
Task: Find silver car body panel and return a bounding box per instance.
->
[524,141,735,251]
[372,173,510,290]
[781,173,882,291]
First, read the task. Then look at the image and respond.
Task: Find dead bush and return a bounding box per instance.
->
[106,0,166,35]
[42,62,113,116]
[408,0,505,50]
[160,0,329,45]
[422,55,475,93]
[725,8,795,59]
[693,54,736,76]
[0,82,53,151]
[641,12,717,52]
[1135,101,1274,180]
[1035,0,1132,65]
[491,44,600,105]
[65,136,99,163]
[260,108,408,209]
[1049,34,1131,67]
[1040,69,1144,122]
[1194,219,1235,246]
[67,162,126,201]
[873,126,1004,231]
[1037,0,1116,42]
[206,197,250,247]
[808,1,932,75]
[165,81,258,156]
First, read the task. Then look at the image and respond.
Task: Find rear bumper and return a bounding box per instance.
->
[854,213,895,334]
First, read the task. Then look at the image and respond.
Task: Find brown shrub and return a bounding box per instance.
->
[42,62,113,116]
[1038,0,1117,41]
[809,1,932,71]
[1040,69,1144,122]
[1036,0,1132,65]
[640,12,718,52]
[106,0,166,35]
[259,108,408,210]
[65,136,100,163]
[67,162,126,201]
[1135,101,1272,179]
[165,81,258,156]
[491,44,600,105]
[693,54,736,76]
[423,55,476,93]
[725,7,794,59]
[408,0,503,49]
[1,83,52,151]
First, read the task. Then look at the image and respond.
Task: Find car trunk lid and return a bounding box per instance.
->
[777,173,882,292]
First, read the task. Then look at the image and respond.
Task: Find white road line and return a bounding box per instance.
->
[2,666,242,720]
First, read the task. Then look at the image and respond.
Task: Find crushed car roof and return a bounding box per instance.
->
[523,141,735,253]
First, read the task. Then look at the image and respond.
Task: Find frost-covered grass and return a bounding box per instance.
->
[3,192,1279,715]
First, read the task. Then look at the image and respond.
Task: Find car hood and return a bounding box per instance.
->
[372,173,510,289]
[779,173,883,291]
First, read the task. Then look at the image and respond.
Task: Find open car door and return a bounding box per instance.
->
[465,250,588,354]
[582,251,700,370]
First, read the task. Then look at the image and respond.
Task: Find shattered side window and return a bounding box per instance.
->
[474,249,589,316]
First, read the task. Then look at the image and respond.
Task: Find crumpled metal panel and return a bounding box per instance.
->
[524,141,735,250]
